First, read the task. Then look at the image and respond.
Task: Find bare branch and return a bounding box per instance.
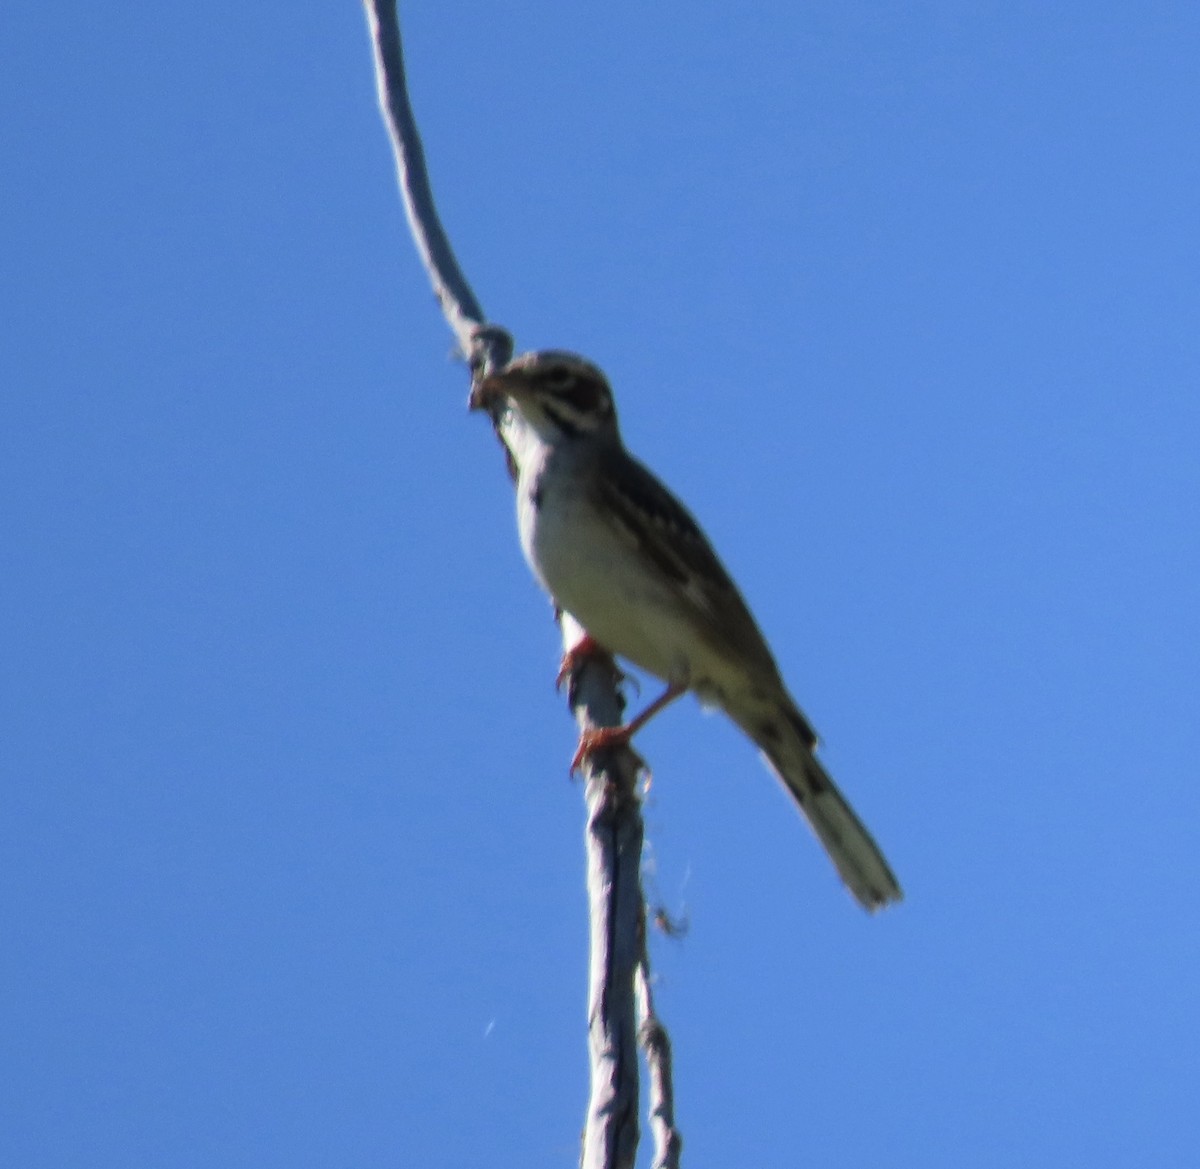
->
[565,618,645,1169]
[569,624,685,1168]
[361,8,669,1164]
[637,963,683,1169]
[362,0,511,374]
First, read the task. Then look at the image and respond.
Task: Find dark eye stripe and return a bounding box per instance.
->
[553,377,610,416]
[531,366,576,391]
[570,383,611,415]
[542,401,583,438]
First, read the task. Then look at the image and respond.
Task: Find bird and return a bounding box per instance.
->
[468,349,901,911]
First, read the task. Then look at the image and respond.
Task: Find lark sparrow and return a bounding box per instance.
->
[469,350,902,911]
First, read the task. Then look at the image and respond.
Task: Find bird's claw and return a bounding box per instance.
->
[556,634,621,692]
[569,725,647,777]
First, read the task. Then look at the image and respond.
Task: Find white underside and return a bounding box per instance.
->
[515,434,732,699]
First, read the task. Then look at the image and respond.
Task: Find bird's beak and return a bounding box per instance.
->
[468,371,507,412]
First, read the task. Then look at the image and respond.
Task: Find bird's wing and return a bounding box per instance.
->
[591,446,785,685]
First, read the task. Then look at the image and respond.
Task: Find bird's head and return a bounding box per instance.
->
[469,350,620,444]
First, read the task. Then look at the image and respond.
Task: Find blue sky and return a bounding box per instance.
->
[4,3,1199,1166]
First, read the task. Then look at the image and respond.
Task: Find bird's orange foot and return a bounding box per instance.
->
[569,724,646,776]
[556,634,618,691]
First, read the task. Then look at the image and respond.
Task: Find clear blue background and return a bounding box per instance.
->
[4,3,1198,1166]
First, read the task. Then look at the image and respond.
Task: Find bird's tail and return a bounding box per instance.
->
[738,701,902,912]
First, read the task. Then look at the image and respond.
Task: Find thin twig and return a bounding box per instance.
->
[362,0,510,374]
[637,962,683,1169]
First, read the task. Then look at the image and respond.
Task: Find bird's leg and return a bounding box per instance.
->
[555,633,613,691]
[570,681,687,775]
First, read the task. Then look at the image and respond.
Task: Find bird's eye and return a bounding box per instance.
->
[539,366,577,391]
[548,372,609,415]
